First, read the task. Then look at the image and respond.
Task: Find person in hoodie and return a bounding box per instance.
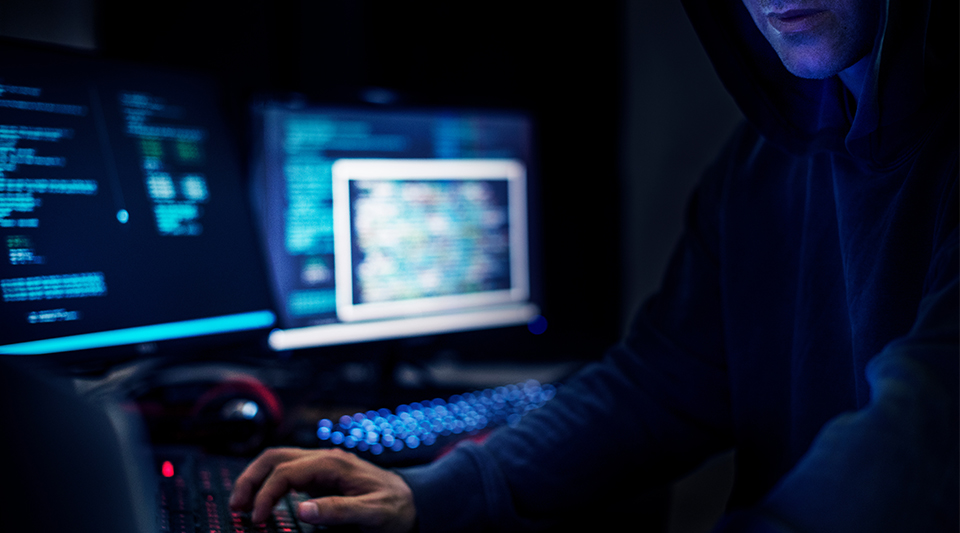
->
[229,0,958,531]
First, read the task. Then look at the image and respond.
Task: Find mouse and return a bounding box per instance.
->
[188,376,283,455]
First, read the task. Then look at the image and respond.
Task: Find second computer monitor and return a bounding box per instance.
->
[250,102,540,351]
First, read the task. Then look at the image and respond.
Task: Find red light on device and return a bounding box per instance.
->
[161,460,175,478]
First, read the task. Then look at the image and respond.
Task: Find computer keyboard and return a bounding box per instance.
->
[153,381,556,532]
[156,450,359,533]
[315,380,557,466]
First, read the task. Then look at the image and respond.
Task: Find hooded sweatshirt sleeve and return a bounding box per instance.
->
[716,229,959,532]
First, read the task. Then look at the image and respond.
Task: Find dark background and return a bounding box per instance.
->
[0,1,743,531]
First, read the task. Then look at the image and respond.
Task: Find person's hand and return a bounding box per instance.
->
[229,447,416,533]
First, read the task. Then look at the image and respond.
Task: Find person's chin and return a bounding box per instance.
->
[774,42,848,79]
[782,57,840,79]
[764,21,851,79]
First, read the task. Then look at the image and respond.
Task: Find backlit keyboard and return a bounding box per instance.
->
[156,451,357,533]
[316,380,557,466]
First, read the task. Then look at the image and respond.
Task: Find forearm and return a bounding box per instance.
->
[398,344,735,532]
[717,350,958,532]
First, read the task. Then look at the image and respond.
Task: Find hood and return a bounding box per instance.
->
[680,0,958,166]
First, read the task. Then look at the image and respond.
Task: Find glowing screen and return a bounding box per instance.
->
[250,102,539,350]
[333,159,527,322]
[0,43,275,356]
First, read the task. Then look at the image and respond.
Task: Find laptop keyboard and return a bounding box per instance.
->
[157,451,356,533]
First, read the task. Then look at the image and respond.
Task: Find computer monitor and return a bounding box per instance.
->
[0,40,276,364]
[248,100,542,351]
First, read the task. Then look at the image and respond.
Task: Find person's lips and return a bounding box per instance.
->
[766,9,829,34]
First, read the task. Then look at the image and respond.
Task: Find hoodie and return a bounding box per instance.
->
[398,0,958,531]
